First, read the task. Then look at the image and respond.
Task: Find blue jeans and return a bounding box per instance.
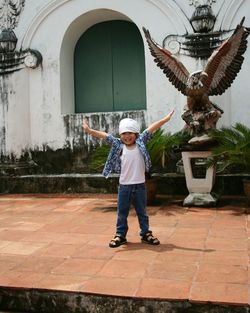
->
[116,183,149,238]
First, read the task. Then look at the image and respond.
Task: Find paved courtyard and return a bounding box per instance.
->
[0,193,249,308]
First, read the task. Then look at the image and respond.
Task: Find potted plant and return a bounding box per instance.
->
[207,123,250,201]
[146,129,189,203]
[88,144,110,173]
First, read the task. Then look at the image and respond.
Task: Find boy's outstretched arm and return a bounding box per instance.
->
[82,120,108,139]
[147,110,174,134]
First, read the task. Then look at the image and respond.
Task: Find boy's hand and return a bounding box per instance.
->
[83,120,91,133]
[147,109,175,134]
[165,109,174,122]
[82,119,108,139]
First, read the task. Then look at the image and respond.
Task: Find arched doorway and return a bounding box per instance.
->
[74,20,146,113]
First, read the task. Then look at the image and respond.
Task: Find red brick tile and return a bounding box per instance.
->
[172,227,209,237]
[167,238,205,250]
[98,259,148,278]
[195,264,248,284]
[69,224,110,234]
[0,271,24,287]
[177,216,214,228]
[0,230,32,241]
[82,277,141,296]
[9,221,45,231]
[149,216,179,227]
[0,241,48,255]
[212,219,246,229]
[0,240,12,250]
[190,282,249,305]
[112,244,158,261]
[209,227,247,238]
[72,244,115,260]
[0,271,46,288]
[37,273,89,291]
[136,278,191,299]
[0,194,249,306]
[35,243,83,258]
[52,258,106,276]
[12,256,64,273]
[186,208,216,217]
[87,234,115,246]
[20,231,63,243]
[39,221,79,233]
[146,261,197,281]
[146,226,175,237]
[169,234,206,244]
[0,255,27,273]
[205,237,247,250]
[156,251,201,264]
[201,250,248,266]
[56,233,93,244]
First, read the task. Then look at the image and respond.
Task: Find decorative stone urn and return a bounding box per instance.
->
[181,150,218,206]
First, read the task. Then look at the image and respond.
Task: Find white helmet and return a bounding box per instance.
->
[119,118,140,134]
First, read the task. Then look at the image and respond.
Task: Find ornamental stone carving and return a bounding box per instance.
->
[0,0,42,74]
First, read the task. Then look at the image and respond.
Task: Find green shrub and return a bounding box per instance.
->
[208,123,250,173]
[89,129,189,173]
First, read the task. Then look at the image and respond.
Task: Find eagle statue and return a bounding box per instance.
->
[143,18,250,144]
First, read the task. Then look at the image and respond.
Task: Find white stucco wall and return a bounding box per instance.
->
[1,0,250,158]
[0,70,31,156]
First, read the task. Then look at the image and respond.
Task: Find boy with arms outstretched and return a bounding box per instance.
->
[83,111,174,248]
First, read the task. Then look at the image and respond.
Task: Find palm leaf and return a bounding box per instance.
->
[89,144,110,171]
[147,129,189,169]
[208,123,250,173]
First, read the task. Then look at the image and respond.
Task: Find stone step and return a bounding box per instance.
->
[0,173,248,195]
[0,287,249,313]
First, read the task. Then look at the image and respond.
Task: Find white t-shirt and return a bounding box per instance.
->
[119,144,145,184]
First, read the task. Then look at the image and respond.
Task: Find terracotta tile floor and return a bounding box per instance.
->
[0,193,249,305]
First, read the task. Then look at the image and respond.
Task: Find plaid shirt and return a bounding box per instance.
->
[102,129,152,178]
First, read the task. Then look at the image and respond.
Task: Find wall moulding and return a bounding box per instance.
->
[21,0,191,48]
[215,0,246,30]
[0,49,42,74]
[20,0,70,48]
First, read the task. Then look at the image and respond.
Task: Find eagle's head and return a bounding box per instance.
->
[187,70,208,90]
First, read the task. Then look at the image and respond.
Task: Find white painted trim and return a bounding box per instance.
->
[21,0,192,48]
[147,0,191,34]
[215,0,246,30]
[21,0,71,48]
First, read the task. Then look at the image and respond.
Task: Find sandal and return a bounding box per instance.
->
[109,235,127,248]
[141,231,160,245]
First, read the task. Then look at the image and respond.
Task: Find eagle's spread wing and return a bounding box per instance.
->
[143,27,190,96]
[204,18,250,96]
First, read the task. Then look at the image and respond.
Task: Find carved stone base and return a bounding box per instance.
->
[182,150,218,207]
[183,192,218,207]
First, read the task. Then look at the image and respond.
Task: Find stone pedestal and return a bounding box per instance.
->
[182,151,218,206]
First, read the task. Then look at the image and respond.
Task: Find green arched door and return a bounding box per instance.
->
[74,20,146,113]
